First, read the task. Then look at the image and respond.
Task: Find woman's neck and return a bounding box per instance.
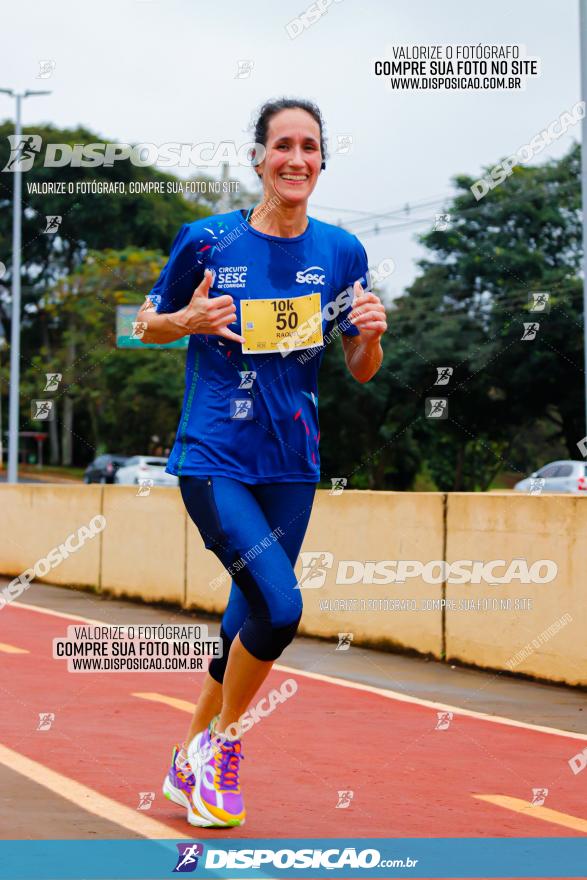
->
[249,199,308,237]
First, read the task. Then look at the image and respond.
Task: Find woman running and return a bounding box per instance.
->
[136,97,387,828]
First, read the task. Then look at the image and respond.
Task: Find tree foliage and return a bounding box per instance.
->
[2,127,583,487]
[320,143,583,490]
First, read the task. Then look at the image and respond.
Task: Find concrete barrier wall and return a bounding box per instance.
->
[445,493,587,686]
[101,486,186,604]
[295,491,444,657]
[0,485,102,588]
[1,485,585,685]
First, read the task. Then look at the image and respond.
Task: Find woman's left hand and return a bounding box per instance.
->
[348,281,387,342]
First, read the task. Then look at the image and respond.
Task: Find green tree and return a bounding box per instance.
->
[388,142,582,489]
[26,247,187,459]
[318,142,583,490]
[0,122,218,463]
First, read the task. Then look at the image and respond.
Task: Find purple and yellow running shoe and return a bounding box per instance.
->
[162,743,214,827]
[188,720,246,827]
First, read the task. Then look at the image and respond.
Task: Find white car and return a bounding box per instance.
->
[114,456,178,487]
[513,460,587,495]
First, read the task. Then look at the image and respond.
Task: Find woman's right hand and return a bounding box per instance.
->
[173,270,245,344]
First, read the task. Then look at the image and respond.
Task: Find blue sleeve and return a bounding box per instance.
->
[336,236,370,337]
[147,224,204,314]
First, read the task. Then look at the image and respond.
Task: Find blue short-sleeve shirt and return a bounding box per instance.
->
[148,209,370,484]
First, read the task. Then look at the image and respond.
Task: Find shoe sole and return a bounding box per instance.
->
[188,732,245,828]
[162,776,215,828]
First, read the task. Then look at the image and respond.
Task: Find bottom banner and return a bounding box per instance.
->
[0,838,586,879]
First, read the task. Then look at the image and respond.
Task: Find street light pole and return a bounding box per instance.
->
[8,91,22,484]
[0,336,6,469]
[581,0,587,435]
[0,88,51,483]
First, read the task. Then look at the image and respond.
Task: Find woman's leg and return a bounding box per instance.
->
[185,675,222,742]
[184,583,248,742]
[180,475,316,738]
[175,476,316,827]
[213,479,317,736]
[216,634,273,735]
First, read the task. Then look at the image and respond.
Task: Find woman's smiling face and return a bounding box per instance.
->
[257,108,323,205]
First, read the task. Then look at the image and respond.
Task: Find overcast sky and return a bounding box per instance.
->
[2,0,582,300]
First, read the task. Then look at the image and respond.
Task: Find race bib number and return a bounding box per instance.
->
[240,292,324,354]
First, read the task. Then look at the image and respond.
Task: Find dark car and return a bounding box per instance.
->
[83,454,129,484]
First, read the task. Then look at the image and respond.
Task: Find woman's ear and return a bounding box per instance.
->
[251,147,263,179]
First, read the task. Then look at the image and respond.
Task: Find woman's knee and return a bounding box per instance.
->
[207,625,233,683]
[239,610,302,662]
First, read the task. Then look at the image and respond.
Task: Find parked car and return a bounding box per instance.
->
[83,454,129,484]
[114,455,178,487]
[513,460,587,494]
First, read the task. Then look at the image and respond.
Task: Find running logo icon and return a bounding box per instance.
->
[530,787,548,806]
[435,711,453,731]
[336,790,354,809]
[521,322,539,341]
[137,791,155,810]
[44,373,62,391]
[43,215,62,234]
[434,367,453,386]
[31,400,54,421]
[425,398,448,419]
[37,713,55,731]
[336,135,353,155]
[529,292,550,313]
[231,399,253,419]
[235,59,254,79]
[336,633,353,651]
[529,478,545,496]
[145,293,162,310]
[37,60,56,79]
[434,213,451,231]
[238,371,256,389]
[297,551,334,589]
[3,134,42,172]
[173,843,204,873]
[329,477,347,495]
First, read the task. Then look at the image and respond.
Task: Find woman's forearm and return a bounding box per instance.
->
[346,338,383,383]
[136,307,188,345]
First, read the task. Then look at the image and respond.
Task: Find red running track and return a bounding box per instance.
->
[1,602,586,846]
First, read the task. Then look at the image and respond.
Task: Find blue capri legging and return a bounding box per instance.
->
[179,476,316,680]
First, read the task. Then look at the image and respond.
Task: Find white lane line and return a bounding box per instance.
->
[274,663,587,742]
[13,600,115,625]
[0,742,186,839]
[12,600,587,743]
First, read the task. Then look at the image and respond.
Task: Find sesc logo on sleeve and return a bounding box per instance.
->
[240,292,323,354]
